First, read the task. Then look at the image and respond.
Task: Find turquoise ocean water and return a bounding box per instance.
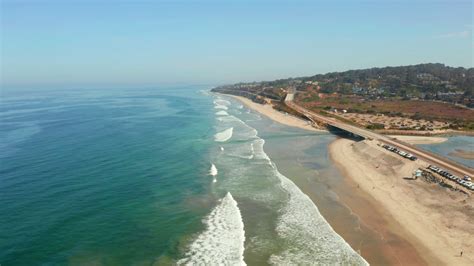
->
[1,87,367,265]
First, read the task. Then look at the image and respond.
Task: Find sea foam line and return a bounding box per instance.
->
[213,102,367,265]
[269,167,368,265]
[178,192,246,265]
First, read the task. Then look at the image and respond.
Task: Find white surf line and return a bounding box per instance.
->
[225,109,368,265]
[178,192,246,265]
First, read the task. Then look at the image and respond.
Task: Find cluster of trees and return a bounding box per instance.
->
[302,63,473,96]
[213,63,473,105]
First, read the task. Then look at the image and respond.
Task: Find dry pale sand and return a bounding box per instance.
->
[227,95,324,132]
[389,135,448,145]
[330,138,474,265]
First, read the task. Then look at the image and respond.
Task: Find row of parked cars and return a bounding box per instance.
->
[382,144,418,161]
[428,165,474,191]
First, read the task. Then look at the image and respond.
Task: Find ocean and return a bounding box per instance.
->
[0,86,367,265]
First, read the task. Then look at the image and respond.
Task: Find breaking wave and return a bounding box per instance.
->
[210,162,218,183]
[208,95,367,265]
[214,99,232,106]
[216,110,229,116]
[214,127,233,142]
[178,192,246,265]
[269,168,368,265]
[249,143,254,159]
[214,105,228,110]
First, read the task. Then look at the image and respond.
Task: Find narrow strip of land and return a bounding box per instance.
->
[285,95,473,180]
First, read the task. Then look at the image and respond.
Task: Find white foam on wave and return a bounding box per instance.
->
[249,143,254,159]
[178,192,246,265]
[214,105,228,110]
[214,127,233,142]
[224,111,366,264]
[216,110,229,116]
[210,95,366,264]
[252,139,271,162]
[216,115,246,125]
[265,157,368,265]
[214,99,232,106]
[210,163,218,176]
[214,111,256,135]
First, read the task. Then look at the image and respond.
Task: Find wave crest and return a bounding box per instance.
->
[216,110,229,116]
[178,192,246,265]
[214,127,233,142]
[214,105,228,110]
[210,163,218,176]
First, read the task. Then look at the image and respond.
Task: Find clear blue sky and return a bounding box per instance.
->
[1,0,472,87]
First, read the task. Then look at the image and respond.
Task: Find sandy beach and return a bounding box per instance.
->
[388,135,448,145]
[226,95,324,132]
[227,95,449,145]
[330,138,474,265]
[228,93,473,264]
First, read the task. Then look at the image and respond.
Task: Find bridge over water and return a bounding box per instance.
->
[284,94,473,179]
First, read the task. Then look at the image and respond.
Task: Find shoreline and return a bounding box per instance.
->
[224,94,450,145]
[329,138,474,265]
[225,94,474,265]
[224,95,325,132]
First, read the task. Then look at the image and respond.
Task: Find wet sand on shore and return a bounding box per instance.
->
[228,94,473,265]
[264,134,427,265]
[330,138,474,265]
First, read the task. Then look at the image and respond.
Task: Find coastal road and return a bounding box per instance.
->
[285,95,474,179]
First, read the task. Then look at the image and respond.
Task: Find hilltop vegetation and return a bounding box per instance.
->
[212,63,474,131]
[213,63,473,104]
[300,63,473,98]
